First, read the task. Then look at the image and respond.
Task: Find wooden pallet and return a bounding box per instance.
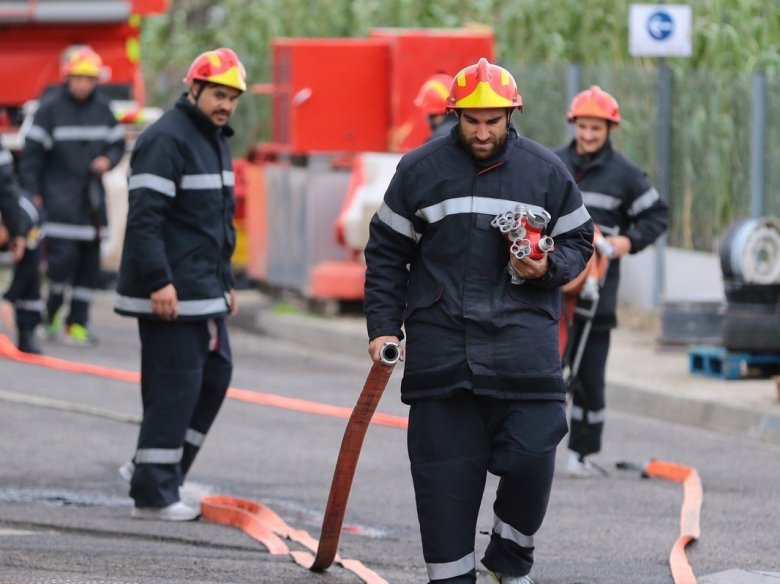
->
[688,345,780,380]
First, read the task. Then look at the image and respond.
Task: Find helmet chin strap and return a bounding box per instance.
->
[190,82,206,104]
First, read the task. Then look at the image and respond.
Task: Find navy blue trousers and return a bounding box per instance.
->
[567,329,611,456]
[130,318,232,507]
[45,237,100,327]
[408,392,568,583]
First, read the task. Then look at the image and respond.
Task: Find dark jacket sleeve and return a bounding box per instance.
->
[363,166,418,341]
[124,133,182,295]
[535,166,594,289]
[18,106,53,197]
[0,146,22,238]
[624,172,669,253]
[103,115,126,169]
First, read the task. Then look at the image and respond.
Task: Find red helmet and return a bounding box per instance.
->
[183,48,247,92]
[567,85,621,124]
[415,73,453,115]
[61,46,103,79]
[448,58,522,111]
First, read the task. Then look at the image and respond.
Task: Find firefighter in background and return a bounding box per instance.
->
[19,46,126,346]
[554,86,668,477]
[114,48,246,521]
[415,73,458,142]
[364,58,593,584]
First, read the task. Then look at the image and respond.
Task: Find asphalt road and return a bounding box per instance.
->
[1,291,778,583]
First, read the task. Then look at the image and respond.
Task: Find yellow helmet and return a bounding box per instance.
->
[183,48,247,92]
[448,58,522,111]
[61,46,103,79]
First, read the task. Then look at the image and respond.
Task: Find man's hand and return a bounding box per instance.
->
[229,288,238,316]
[605,235,631,259]
[368,335,404,365]
[9,236,25,263]
[150,284,178,320]
[90,156,112,174]
[509,253,549,280]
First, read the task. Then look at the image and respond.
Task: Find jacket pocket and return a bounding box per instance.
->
[402,286,444,321]
[505,280,560,321]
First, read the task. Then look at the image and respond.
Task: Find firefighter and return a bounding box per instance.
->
[19,46,126,346]
[364,58,593,584]
[415,73,458,141]
[0,141,36,349]
[554,86,669,477]
[114,48,246,521]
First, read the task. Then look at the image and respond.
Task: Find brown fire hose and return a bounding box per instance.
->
[310,341,400,572]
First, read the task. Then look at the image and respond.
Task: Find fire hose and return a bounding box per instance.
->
[617,459,702,584]
[310,341,401,572]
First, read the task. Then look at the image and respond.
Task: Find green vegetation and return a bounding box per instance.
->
[140,0,780,250]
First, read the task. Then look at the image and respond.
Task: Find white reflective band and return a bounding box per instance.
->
[376,201,421,242]
[44,222,100,241]
[0,149,12,166]
[570,404,606,424]
[222,170,235,186]
[115,295,229,316]
[71,286,95,302]
[135,447,183,464]
[181,173,223,190]
[14,299,45,312]
[106,124,126,143]
[19,197,40,225]
[52,125,112,141]
[493,515,535,548]
[128,173,177,197]
[597,223,620,236]
[582,191,621,211]
[426,551,476,581]
[550,204,591,238]
[629,187,660,217]
[26,125,53,150]
[185,428,206,447]
[416,196,547,225]
[49,282,67,294]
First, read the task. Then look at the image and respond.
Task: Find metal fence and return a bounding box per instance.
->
[508,62,778,253]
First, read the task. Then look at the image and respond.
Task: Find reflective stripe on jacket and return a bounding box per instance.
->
[114,95,236,321]
[553,139,669,328]
[365,125,594,402]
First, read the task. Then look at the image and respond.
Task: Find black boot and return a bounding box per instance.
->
[17,328,42,354]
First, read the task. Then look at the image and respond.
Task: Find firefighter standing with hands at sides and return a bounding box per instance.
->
[415,73,458,141]
[114,48,246,521]
[19,46,125,346]
[364,58,593,584]
[553,86,668,477]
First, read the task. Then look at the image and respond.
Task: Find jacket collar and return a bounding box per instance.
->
[566,137,613,173]
[175,93,235,139]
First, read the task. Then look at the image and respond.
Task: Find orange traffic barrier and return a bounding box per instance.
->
[201,495,387,584]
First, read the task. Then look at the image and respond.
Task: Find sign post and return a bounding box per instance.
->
[629,4,692,306]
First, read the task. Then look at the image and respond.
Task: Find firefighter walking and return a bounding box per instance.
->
[364,59,593,584]
[19,46,125,346]
[114,48,246,521]
[554,86,669,476]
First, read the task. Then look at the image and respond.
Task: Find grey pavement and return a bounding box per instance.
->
[234,291,780,446]
[2,287,780,584]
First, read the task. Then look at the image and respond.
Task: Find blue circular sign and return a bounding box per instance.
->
[647,10,674,40]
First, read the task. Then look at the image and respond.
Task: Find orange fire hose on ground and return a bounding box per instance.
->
[618,459,702,584]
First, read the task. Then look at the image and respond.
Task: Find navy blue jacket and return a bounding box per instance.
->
[365,124,593,403]
[19,86,125,240]
[114,95,237,321]
[554,139,669,329]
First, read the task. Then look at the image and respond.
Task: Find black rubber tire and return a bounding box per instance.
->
[721,301,780,353]
[723,280,780,305]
